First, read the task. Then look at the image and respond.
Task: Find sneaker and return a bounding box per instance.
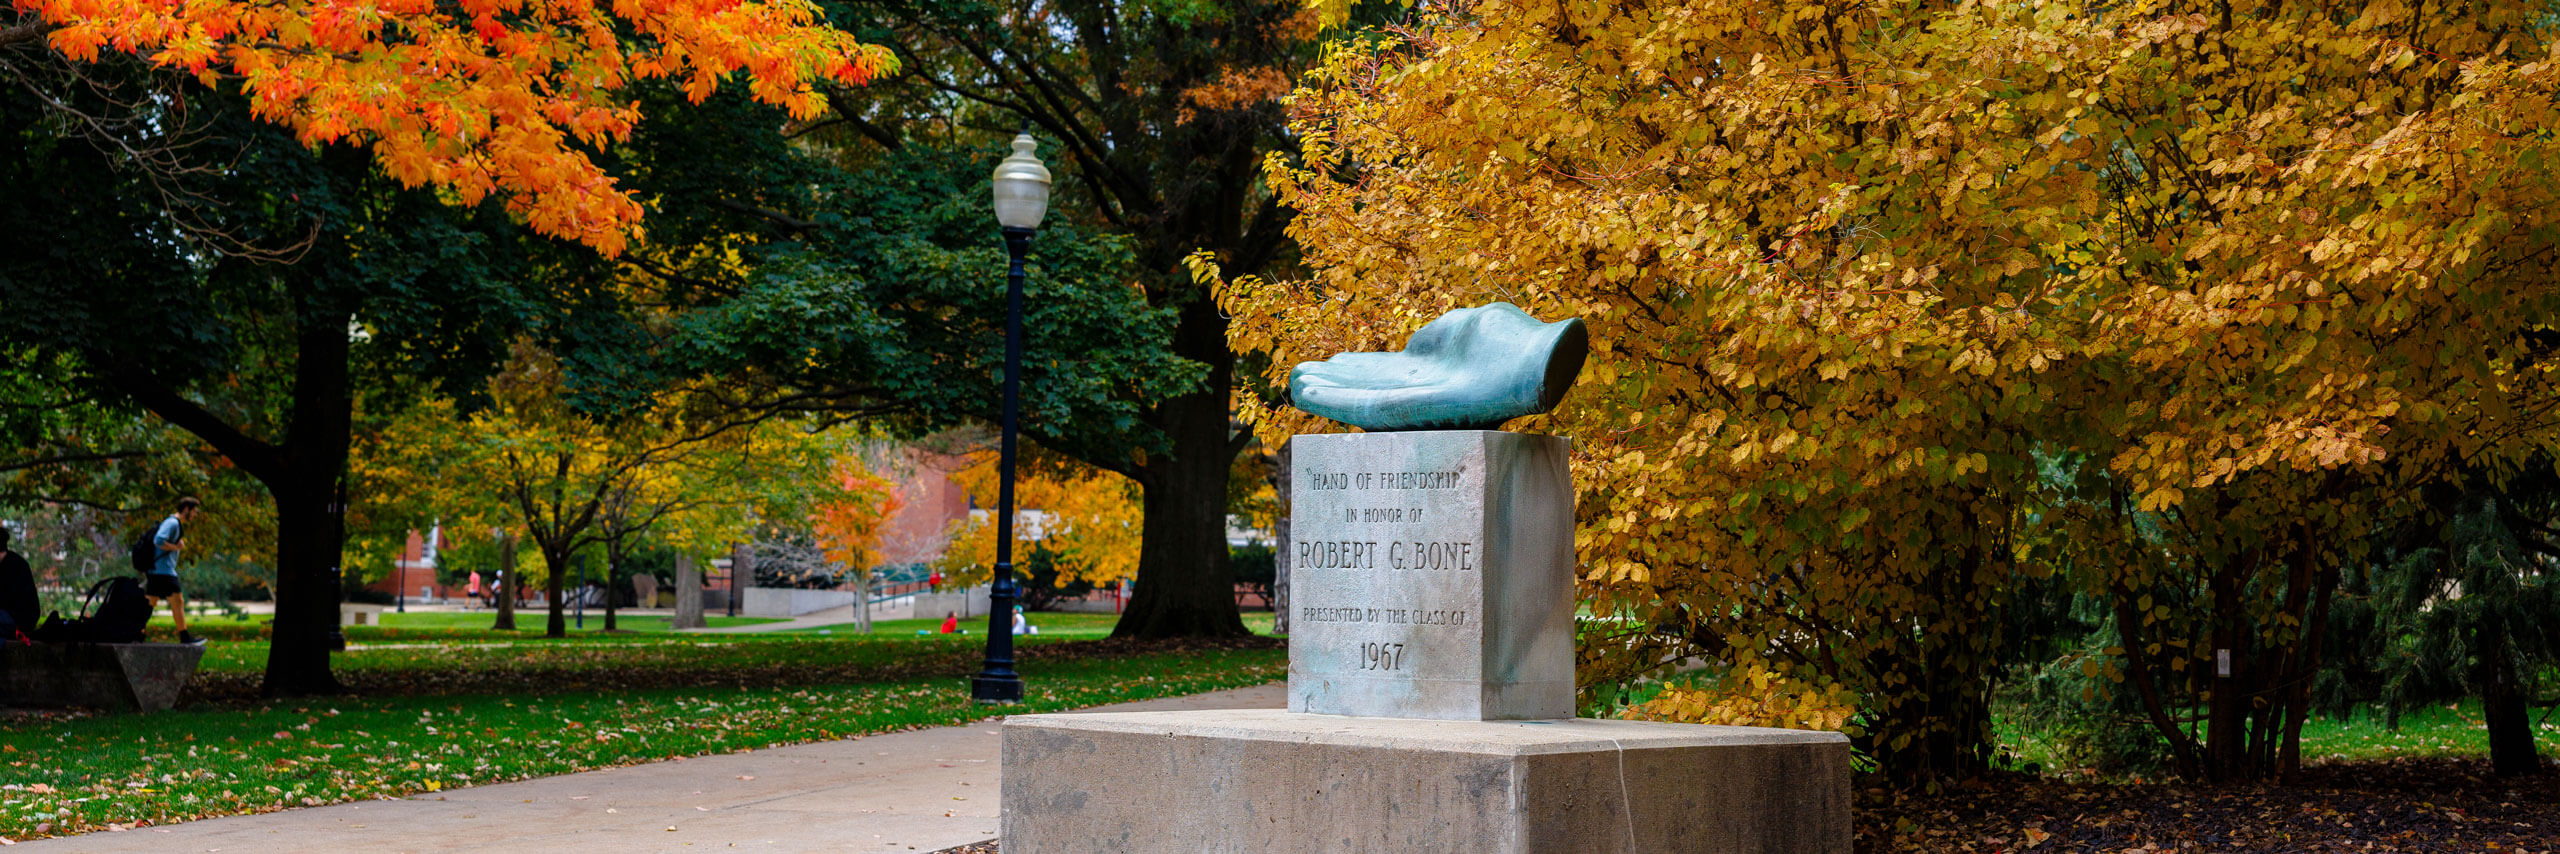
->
[179,631,206,646]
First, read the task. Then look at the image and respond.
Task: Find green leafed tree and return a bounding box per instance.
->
[619,0,1382,637]
[2338,468,2560,776]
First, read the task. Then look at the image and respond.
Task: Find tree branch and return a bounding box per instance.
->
[616,254,738,299]
[105,368,284,483]
[709,197,821,233]
[813,90,907,151]
[0,21,59,49]
[0,448,161,474]
[0,491,143,513]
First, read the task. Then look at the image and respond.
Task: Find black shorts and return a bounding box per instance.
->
[143,573,183,598]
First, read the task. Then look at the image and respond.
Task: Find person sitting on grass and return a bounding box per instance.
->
[148,497,206,646]
[939,611,959,634]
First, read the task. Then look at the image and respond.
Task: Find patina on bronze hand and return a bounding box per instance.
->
[1288,302,1588,432]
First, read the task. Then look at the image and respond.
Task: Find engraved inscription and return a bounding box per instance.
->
[1390,541,1474,571]
[1352,507,1426,523]
[1288,431,1577,720]
[1301,540,1381,569]
[1300,470,1466,491]
[1299,607,1371,622]
[1297,606,1471,626]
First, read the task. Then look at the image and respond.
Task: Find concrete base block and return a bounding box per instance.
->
[1002,709,1850,854]
[1289,431,1577,720]
[1,643,206,712]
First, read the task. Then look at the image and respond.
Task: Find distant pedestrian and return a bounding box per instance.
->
[147,497,205,645]
[467,570,484,608]
[928,569,944,592]
[0,524,36,639]
[938,611,959,634]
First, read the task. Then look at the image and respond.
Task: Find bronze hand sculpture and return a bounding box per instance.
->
[1289,302,1587,432]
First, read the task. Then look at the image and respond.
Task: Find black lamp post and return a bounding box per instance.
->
[972,130,1051,704]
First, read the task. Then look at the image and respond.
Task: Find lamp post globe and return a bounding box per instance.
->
[992,132,1052,229]
[973,131,1050,704]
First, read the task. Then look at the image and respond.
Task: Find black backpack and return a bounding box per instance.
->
[129,524,161,574]
[32,576,152,644]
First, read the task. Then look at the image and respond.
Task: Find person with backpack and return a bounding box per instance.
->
[1,523,37,641]
[145,497,206,645]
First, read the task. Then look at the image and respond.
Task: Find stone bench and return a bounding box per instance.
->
[0,643,206,712]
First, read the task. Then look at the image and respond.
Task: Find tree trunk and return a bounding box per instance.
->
[854,570,872,634]
[2204,555,2252,782]
[1271,438,1291,637]
[493,532,518,631]
[2479,622,2543,776]
[1872,506,1998,782]
[2116,586,2204,779]
[543,542,572,638]
[260,301,355,697]
[602,539,622,633]
[264,474,344,696]
[731,543,755,619]
[673,553,704,630]
[1112,295,1247,639]
[2276,546,2338,783]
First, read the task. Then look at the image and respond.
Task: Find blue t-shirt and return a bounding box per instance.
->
[152,515,182,576]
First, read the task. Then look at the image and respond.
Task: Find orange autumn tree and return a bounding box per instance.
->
[1218,0,2560,781]
[12,0,893,253]
[813,459,901,572]
[810,456,903,632]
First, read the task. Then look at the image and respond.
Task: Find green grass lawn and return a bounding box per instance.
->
[156,611,785,634]
[1996,696,2560,777]
[2,608,1288,840]
[2296,699,2560,763]
[0,647,1282,839]
[778,609,1279,638]
[784,611,1125,637]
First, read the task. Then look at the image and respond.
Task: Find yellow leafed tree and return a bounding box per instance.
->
[1219,0,2560,781]
[936,452,1144,595]
[364,341,837,636]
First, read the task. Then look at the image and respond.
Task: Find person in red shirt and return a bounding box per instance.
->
[939,611,959,634]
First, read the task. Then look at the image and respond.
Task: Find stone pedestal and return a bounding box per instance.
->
[1,642,205,712]
[1288,430,1574,720]
[1002,710,1851,854]
[1000,428,1851,853]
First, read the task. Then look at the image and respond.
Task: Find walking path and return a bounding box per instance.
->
[684,604,858,634]
[16,682,1287,853]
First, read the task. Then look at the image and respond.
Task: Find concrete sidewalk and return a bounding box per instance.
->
[17,682,1286,853]
[684,605,859,634]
